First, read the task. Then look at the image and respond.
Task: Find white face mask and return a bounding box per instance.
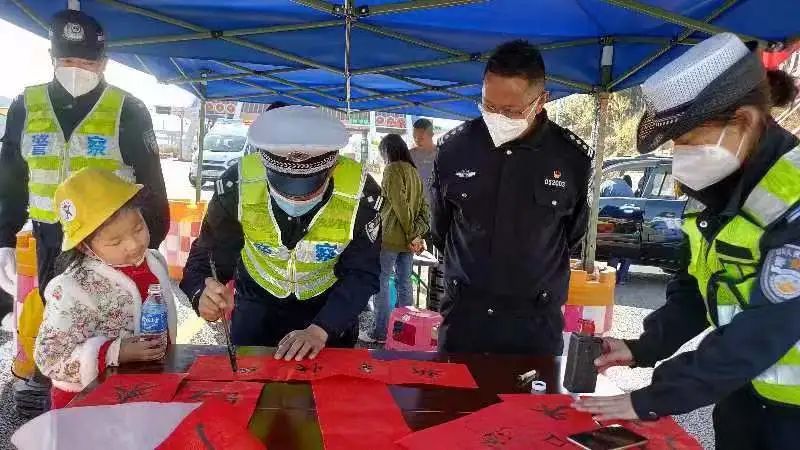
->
[479,99,539,147]
[672,126,744,191]
[83,243,146,269]
[55,66,101,98]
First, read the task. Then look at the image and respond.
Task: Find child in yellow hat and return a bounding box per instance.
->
[33,168,177,409]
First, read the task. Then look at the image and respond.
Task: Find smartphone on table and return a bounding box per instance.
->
[567,425,648,450]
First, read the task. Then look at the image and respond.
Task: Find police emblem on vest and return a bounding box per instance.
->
[238,154,365,300]
[683,146,800,406]
[21,84,134,224]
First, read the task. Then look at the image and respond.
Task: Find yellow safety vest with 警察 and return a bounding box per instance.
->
[684,145,800,406]
[238,153,364,300]
[21,84,134,224]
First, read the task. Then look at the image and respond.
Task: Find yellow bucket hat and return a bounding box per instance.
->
[54,168,143,251]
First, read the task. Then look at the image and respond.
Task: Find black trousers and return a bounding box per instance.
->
[231,294,358,348]
[713,386,800,450]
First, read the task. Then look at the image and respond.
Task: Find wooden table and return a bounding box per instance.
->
[74,345,620,449]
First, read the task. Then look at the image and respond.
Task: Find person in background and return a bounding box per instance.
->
[410,118,437,200]
[35,169,177,409]
[181,105,382,361]
[431,40,593,355]
[360,134,430,344]
[0,9,169,416]
[574,33,800,450]
[600,174,635,197]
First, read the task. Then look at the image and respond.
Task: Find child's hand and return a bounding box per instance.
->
[118,335,166,363]
[198,277,234,322]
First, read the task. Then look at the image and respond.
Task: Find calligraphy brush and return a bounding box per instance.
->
[209,254,238,373]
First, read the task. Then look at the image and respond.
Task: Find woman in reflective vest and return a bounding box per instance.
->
[575,33,800,449]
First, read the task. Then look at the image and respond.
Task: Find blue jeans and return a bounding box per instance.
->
[373,251,414,341]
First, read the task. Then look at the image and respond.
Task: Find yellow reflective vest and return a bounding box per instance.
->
[21,84,133,223]
[683,145,800,406]
[238,153,364,300]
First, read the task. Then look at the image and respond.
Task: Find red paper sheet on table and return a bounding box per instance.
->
[172,381,263,428]
[396,401,575,450]
[385,359,478,389]
[498,394,702,449]
[187,355,279,381]
[70,373,186,407]
[313,377,411,450]
[156,398,266,450]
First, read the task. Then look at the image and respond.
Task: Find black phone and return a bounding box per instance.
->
[567,425,648,450]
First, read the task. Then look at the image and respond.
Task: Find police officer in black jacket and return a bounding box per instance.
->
[180,105,381,361]
[431,40,592,356]
[0,10,169,297]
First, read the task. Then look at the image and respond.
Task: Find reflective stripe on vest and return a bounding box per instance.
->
[238,153,364,300]
[683,145,800,406]
[22,84,132,223]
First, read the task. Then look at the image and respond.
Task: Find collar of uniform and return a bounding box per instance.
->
[512,109,550,151]
[48,78,107,105]
[719,123,800,218]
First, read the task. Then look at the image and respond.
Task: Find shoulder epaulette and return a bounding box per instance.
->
[438,122,469,147]
[215,169,239,196]
[560,127,595,159]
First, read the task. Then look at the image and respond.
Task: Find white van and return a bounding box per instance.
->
[189,119,249,185]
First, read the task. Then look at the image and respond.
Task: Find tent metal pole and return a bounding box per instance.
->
[97,0,344,74]
[582,40,615,274]
[600,0,764,45]
[352,55,474,76]
[230,79,344,112]
[609,0,741,90]
[108,21,345,48]
[169,57,204,99]
[351,82,477,103]
[133,55,157,79]
[217,61,343,102]
[344,0,354,115]
[353,22,469,56]
[292,0,339,15]
[194,75,207,203]
[163,67,299,85]
[368,0,487,16]
[8,0,48,31]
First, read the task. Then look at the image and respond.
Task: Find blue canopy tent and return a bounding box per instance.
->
[1,0,797,269]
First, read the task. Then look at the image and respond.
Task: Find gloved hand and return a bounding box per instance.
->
[0,248,16,295]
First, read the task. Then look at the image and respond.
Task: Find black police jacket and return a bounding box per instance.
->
[179,165,382,345]
[431,110,592,354]
[626,125,800,420]
[0,80,170,292]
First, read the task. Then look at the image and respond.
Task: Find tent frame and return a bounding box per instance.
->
[11,0,786,270]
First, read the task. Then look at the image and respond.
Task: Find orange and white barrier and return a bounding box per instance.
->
[13,232,42,379]
[563,261,616,334]
[159,200,207,281]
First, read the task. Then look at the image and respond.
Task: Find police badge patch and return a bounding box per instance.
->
[63,23,84,42]
[761,244,800,303]
[143,129,159,155]
[366,214,380,243]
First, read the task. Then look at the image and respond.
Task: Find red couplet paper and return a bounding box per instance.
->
[70,373,186,407]
[386,359,478,389]
[172,381,264,428]
[396,402,570,450]
[279,348,389,383]
[187,355,279,381]
[312,377,411,450]
[156,398,266,450]
[614,418,702,449]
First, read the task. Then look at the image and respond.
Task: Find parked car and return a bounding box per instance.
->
[189,119,248,185]
[595,154,691,272]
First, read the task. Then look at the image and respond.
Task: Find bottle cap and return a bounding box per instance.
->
[531,380,547,393]
[147,284,162,295]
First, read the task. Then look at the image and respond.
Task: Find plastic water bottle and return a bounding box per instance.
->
[140,284,167,339]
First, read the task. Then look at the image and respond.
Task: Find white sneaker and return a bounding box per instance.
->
[1,312,13,333]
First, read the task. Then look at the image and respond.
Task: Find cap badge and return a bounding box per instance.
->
[63,23,85,42]
[59,199,77,222]
[286,151,312,162]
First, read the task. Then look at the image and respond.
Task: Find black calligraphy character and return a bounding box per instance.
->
[237,367,257,374]
[531,404,569,420]
[113,383,157,403]
[360,362,374,374]
[295,362,323,375]
[223,392,240,404]
[481,427,512,448]
[542,433,567,447]
[195,424,216,450]
[411,366,442,379]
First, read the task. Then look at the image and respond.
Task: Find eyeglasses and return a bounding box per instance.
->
[479,92,545,119]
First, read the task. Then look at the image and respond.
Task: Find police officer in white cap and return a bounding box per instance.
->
[575,33,800,449]
[181,104,382,361]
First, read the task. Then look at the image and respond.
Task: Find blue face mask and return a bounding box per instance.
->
[270,183,327,217]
